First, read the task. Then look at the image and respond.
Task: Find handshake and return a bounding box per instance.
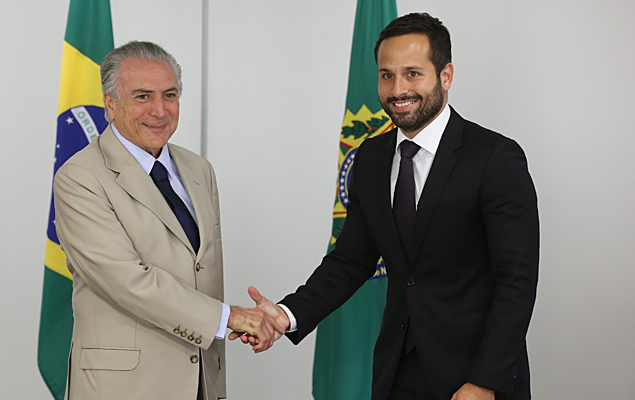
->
[227,286,290,353]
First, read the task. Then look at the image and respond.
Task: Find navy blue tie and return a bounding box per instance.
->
[150,161,200,253]
[393,140,421,256]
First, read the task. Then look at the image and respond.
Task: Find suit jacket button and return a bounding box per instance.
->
[401,323,406,330]
[190,355,199,364]
[407,276,415,286]
[195,263,201,272]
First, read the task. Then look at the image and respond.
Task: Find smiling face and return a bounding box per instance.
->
[105,58,180,157]
[377,33,453,138]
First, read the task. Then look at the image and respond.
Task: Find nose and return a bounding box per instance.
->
[391,76,408,98]
[149,97,166,119]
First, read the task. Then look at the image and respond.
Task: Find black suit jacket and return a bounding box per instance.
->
[282,108,539,400]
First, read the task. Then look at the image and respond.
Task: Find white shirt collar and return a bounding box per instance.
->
[111,124,176,178]
[395,103,451,156]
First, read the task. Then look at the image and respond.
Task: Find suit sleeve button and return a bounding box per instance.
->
[195,337,202,345]
[187,335,194,341]
[181,329,188,338]
[406,276,415,286]
[190,355,199,364]
[173,327,181,335]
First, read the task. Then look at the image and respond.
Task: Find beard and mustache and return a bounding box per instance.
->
[380,78,446,134]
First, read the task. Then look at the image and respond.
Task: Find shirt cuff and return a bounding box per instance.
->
[277,303,297,332]
[215,302,231,339]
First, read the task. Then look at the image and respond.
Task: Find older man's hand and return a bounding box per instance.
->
[228,286,290,353]
[227,287,286,353]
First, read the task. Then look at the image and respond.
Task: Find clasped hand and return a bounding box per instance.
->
[227,286,289,353]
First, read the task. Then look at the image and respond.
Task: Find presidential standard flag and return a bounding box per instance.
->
[38,1,113,398]
[312,0,397,399]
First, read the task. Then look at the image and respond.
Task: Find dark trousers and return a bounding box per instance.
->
[388,348,436,400]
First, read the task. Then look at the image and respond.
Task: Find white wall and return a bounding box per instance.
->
[1,0,634,399]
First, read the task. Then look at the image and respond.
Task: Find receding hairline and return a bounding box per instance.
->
[375,34,436,68]
[114,58,180,92]
[117,56,177,73]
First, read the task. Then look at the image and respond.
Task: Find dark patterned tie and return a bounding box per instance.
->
[393,140,421,256]
[150,161,200,252]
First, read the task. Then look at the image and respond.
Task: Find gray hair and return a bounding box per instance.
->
[101,41,183,121]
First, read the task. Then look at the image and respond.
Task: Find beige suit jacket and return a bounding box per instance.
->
[54,126,226,400]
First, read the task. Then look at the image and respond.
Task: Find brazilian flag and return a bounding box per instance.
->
[38,1,113,398]
[312,0,397,399]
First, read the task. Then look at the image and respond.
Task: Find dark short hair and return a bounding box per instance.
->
[374,13,452,77]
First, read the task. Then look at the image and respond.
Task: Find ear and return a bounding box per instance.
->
[104,94,116,121]
[439,62,454,91]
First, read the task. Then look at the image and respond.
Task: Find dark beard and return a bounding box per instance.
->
[381,79,445,134]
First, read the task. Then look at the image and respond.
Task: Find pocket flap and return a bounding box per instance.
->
[79,347,140,371]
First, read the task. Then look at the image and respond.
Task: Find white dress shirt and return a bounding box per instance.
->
[112,125,230,339]
[391,103,450,207]
[281,104,452,332]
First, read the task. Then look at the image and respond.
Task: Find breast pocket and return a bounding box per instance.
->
[212,222,222,254]
[433,197,472,214]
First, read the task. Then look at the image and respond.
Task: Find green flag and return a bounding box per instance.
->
[38,1,113,398]
[312,1,397,399]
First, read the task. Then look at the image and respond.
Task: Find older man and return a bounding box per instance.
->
[54,41,281,400]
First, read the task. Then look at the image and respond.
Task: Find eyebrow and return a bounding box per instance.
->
[378,66,425,73]
[131,87,179,95]
[132,89,153,95]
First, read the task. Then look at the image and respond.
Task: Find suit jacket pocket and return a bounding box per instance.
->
[79,346,140,371]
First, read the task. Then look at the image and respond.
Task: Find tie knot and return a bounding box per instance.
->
[150,161,169,183]
[399,140,420,159]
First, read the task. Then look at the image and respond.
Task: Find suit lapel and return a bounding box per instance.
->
[99,126,195,254]
[409,109,464,264]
